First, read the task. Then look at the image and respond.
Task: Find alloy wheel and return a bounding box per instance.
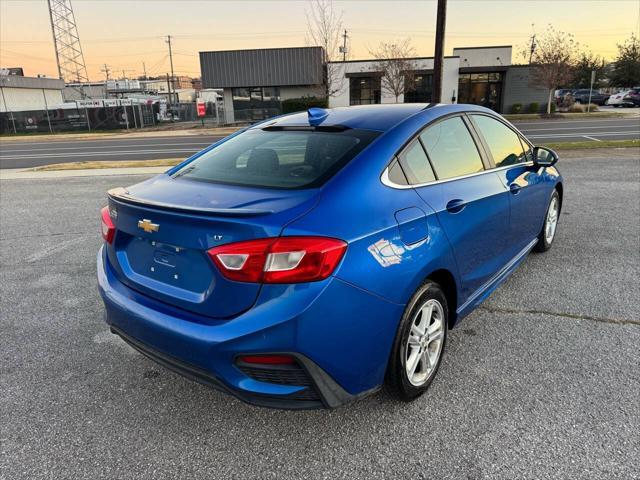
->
[545,196,559,245]
[405,299,445,386]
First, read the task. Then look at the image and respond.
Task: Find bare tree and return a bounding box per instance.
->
[527,26,580,114]
[306,0,344,98]
[369,39,417,103]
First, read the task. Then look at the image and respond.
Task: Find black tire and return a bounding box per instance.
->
[534,189,560,252]
[384,282,448,401]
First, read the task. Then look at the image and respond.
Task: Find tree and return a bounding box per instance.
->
[369,39,417,103]
[529,26,581,114]
[608,34,640,88]
[571,51,606,89]
[306,0,344,98]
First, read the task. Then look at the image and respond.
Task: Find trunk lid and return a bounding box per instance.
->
[105,174,319,318]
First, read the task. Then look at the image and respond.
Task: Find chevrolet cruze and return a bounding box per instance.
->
[98,104,563,409]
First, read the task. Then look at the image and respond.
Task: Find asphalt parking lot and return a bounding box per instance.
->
[1,148,639,479]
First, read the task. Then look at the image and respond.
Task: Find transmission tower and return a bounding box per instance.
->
[47,0,89,84]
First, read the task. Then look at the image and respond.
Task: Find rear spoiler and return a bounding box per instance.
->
[107,187,273,217]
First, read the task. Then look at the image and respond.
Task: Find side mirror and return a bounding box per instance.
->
[533,146,559,167]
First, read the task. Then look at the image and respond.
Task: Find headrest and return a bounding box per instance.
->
[246,148,279,174]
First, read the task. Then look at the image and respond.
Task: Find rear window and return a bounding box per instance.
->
[172,128,379,189]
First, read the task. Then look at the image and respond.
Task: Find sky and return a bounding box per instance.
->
[1,0,639,81]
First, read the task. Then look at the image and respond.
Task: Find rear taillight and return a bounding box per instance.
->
[207,236,347,284]
[100,206,115,244]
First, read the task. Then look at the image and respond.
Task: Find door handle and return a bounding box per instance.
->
[509,183,522,195]
[446,198,466,213]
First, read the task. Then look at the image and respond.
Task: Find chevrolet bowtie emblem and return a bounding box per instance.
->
[137,219,159,233]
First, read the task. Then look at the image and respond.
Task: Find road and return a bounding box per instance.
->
[514,116,640,143]
[1,149,638,479]
[0,135,224,169]
[0,115,638,169]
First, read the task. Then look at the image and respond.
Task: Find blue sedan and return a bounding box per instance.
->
[98,104,563,409]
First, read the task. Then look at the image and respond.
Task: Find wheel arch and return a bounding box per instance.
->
[555,181,564,213]
[425,268,458,329]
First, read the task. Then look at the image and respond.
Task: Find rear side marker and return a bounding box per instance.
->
[238,355,297,365]
[208,237,347,284]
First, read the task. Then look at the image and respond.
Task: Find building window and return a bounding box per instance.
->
[457,72,503,112]
[349,77,381,105]
[232,87,281,121]
[404,74,433,103]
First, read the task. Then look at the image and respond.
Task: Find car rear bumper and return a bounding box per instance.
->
[97,246,402,409]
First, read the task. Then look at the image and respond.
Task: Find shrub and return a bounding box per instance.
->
[544,102,557,114]
[509,103,523,114]
[281,96,328,114]
[528,102,540,114]
[567,103,600,113]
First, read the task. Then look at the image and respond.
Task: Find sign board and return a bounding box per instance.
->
[197,101,206,117]
[103,99,119,107]
[76,100,103,108]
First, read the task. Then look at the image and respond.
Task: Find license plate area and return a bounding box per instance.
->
[118,235,214,300]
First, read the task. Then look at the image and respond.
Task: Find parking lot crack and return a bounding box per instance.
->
[0,231,88,241]
[479,306,640,326]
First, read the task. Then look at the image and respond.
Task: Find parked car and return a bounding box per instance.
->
[571,89,609,105]
[605,89,639,107]
[98,104,563,409]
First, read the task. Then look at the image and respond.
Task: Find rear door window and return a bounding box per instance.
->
[419,116,484,180]
[172,128,379,189]
[471,115,527,167]
[398,139,436,184]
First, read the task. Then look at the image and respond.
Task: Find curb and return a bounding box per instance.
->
[0,166,168,180]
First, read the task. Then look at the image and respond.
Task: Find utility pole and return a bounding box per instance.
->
[101,63,110,81]
[166,35,176,107]
[432,0,447,103]
[141,62,148,95]
[101,63,110,99]
[166,72,172,112]
[341,29,348,62]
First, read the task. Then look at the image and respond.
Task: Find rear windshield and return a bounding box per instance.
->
[172,128,379,189]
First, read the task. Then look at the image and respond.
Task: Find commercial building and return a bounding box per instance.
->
[329,56,461,107]
[0,73,64,112]
[199,45,550,122]
[200,46,325,123]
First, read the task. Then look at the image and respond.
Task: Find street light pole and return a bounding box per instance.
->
[432,0,447,103]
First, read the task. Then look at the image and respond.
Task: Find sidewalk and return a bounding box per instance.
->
[0,126,241,143]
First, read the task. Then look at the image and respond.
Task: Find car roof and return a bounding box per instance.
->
[254,103,498,132]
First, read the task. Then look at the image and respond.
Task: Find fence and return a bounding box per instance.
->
[0,104,156,134]
[1,101,227,135]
